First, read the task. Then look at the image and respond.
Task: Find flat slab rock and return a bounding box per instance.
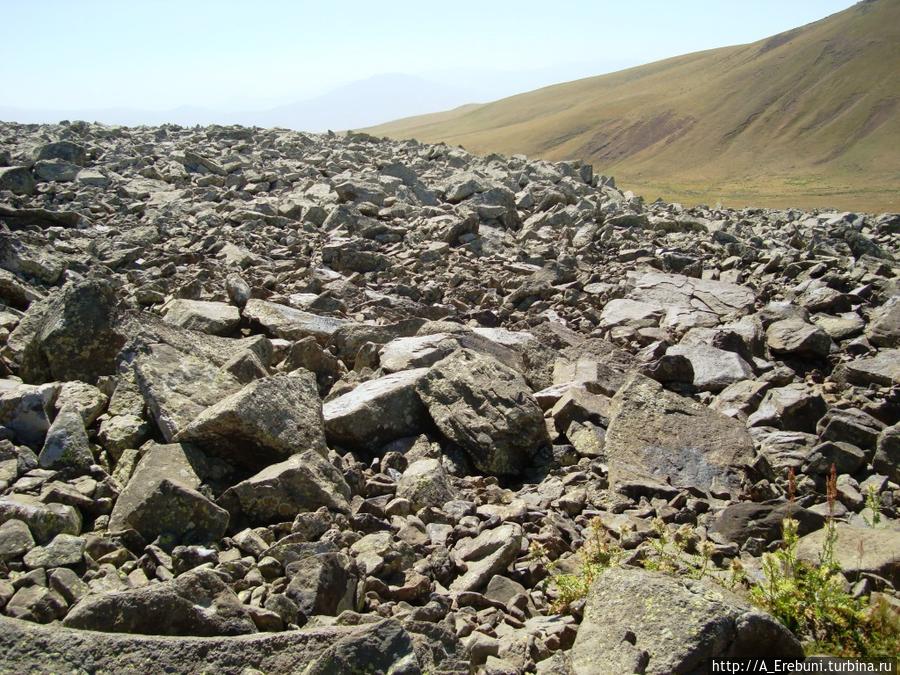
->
[242,298,349,342]
[0,614,458,675]
[626,271,755,319]
[604,373,754,496]
[570,566,801,674]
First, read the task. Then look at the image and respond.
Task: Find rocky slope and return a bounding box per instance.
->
[0,121,898,674]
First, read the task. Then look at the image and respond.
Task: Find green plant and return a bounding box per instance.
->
[863,484,882,527]
[532,517,621,614]
[642,519,715,581]
[749,465,899,656]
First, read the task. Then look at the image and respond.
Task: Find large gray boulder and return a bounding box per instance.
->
[63,567,256,636]
[0,494,81,543]
[571,567,802,674]
[162,299,240,336]
[12,280,124,384]
[108,442,227,546]
[0,615,459,675]
[323,368,430,450]
[218,450,351,525]
[37,408,93,471]
[416,350,549,475]
[604,373,754,496]
[133,343,243,442]
[176,372,327,468]
[243,299,348,342]
[0,166,35,195]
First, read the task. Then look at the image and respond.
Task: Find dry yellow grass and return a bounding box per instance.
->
[368,0,900,213]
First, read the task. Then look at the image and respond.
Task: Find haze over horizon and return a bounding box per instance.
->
[1,0,857,130]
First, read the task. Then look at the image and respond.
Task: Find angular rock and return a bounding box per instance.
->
[218,450,351,525]
[0,495,81,543]
[243,299,348,342]
[177,372,327,468]
[604,373,754,496]
[450,523,523,593]
[833,349,900,387]
[417,350,548,476]
[666,344,754,393]
[64,567,256,636]
[396,458,457,511]
[766,318,832,359]
[133,343,242,442]
[323,368,430,450]
[571,567,802,674]
[796,524,900,587]
[23,533,85,569]
[38,408,93,471]
[0,166,35,195]
[163,299,240,336]
[0,518,34,560]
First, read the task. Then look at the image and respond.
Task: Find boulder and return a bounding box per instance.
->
[766,318,832,359]
[162,299,240,336]
[396,458,457,511]
[243,299,348,342]
[0,495,81,543]
[416,350,549,475]
[323,368,430,450]
[604,373,754,496]
[38,408,93,471]
[108,442,227,546]
[0,166,35,195]
[218,450,351,525]
[133,343,242,442]
[570,567,802,674]
[833,349,900,387]
[709,502,825,546]
[666,344,754,393]
[285,552,359,617]
[796,524,900,587]
[177,373,327,468]
[450,523,523,593]
[63,567,256,636]
[13,280,124,384]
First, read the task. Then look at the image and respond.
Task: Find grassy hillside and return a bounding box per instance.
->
[367,0,900,212]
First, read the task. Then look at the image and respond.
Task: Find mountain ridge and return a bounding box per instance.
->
[367,0,900,211]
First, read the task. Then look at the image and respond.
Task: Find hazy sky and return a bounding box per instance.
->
[2,0,856,114]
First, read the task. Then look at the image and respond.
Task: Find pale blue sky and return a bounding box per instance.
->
[1,0,856,122]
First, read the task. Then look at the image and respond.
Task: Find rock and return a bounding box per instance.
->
[108,442,227,546]
[23,533,85,569]
[0,383,55,448]
[301,619,419,675]
[32,140,87,165]
[766,318,832,359]
[14,279,124,385]
[218,450,351,525]
[64,567,257,636]
[0,614,457,674]
[323,368,430,450]
[163,299,240,336]
[0,166,35,195]
[796,524,900,587]
[285,552,359,617]
[396,458,457,511]
[709,503,825,546]
[417,350,549,475]
[604,374,754,496]
[0,495,81,543]
[571,567,802,674]
[867,297,900,347]
[133,343,242,442]
[626,271,755,320]
[816,407,885,451]
[450,523,523,592]
[598,299,664,328]
[0,518,34,560]
[665,344,754,393]
[874,423,900,483]
[5,585,67,623]
[177,373,327,468]
[747,383,827,433]
[97,414,151,460]
[833,349,900,387]
[54,381,108,426]
[243,299,348,342]
[38,408,93,471]
[34,159,80,182]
